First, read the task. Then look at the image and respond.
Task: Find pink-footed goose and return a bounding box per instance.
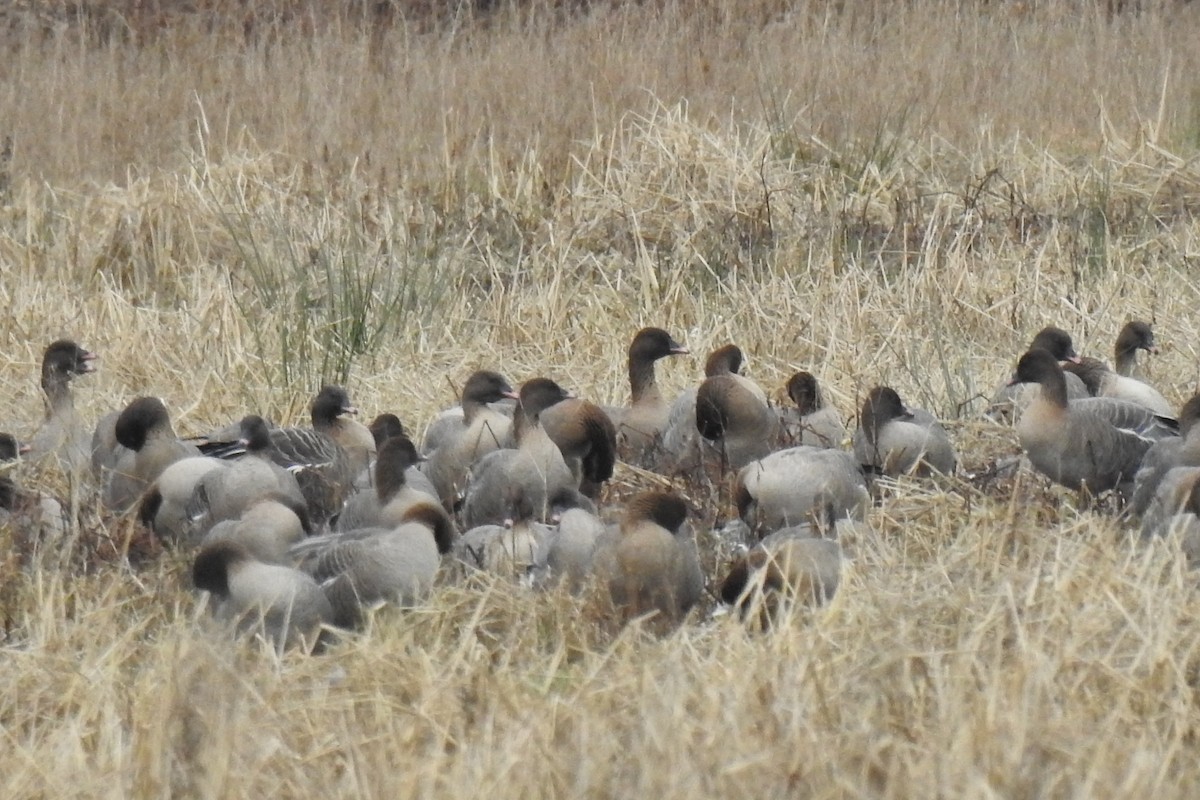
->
[694,345,780,471]
[779,371,847,449]
[1131,393,1200,517]
[102,397,200,512]
[1064,321,1173,418]
[608,327,689,465]
[853,387,957,477]
[1009,348,1176,498]
[28,339,97,474]
[988,325,1089,422]
[719,528,843,626]
[734,445,870,537]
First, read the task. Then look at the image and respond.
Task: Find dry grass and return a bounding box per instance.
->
[3,1,1200,796]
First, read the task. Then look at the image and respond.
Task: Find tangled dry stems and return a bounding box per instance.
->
[2,1,1200,796]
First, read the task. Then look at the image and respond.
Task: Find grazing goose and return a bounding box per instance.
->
[460,378,577,528]
[455,486,552,580]
[657,344,745,474]
[779,371,847,449]
[193,539,333,654]
[336,435,437,531]
[102,397,200,512]
[719,529,843,626]
[187,415,307,534]
[424,371,520,509]
[853,387,957,477]
[599,491,704,626]
[609,327,689,465]
[200,495,312,565]
[988,326,1089,422]
[1009,349,1176,497]
[28,340,97,474]
[733,446,870,537]
[1131,394,1200,517]
[290,502,456,629]
[534,396,617,500]
[694,345,780,471]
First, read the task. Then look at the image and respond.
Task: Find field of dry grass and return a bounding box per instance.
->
[4,0,1200,796]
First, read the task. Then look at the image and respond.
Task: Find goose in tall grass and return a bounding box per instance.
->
[988,325,1089,422]
[607,327,689,465]
[1065,321,1173,418]
[27,339,97,474]
[1131,393,1200,517]
[779,371,847,449]
[1008,348,1176,498]
[719,529,843,625]
[853,387,956,477]
[460,378,577,527]
[734,445,870,537]
[102,397,200,512]
[694,345,780,471]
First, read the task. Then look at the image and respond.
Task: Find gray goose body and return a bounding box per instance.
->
[989,326,1089,423]
[734,446,870,537]
[1131,394,1200,517]
[853,387,956,477]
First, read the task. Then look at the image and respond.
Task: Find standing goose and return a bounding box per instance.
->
[289,502,456,629]
[1131,393,1200,517]
[719,529,843,626]
[733,446,870,537]
[608,327,689,465]
[600,491,703,626]
[1064,324,1174,418]
[192,539,333,654]
[1008,349,1176,497]
[988,326,1089,422]
[424,371,520,510]
[779,371,847,449]
[853,387,957,477]
[336,435,437,531]
[694,345,780,471]
[102,397,200,512]
[460,378,577,528]
[28,339,97,474]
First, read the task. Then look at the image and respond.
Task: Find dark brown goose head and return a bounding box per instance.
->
[192,540,251,597]
[1010,349,1070,408]
[114,397,173,452]
[786,371,825,415]
[623,490,689,534]
[311,385,358,429]
[859,387,914,445]
[402,501,456,555]
[1027,326,1081,364]
[374,435,423,503]
[704,344,744,377]
[41,340,97,406]
[461,370,518,421]
[236,415,274,454]
[0,433,20,462]
[628,327,688,402]
[368,413,406,447]
[517,378,573,425]
[1116,321,1157,358]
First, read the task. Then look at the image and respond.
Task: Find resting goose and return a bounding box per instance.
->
[657,345,745,474]
[1131,394,1200,517]
[336,435,437,531]
[719,529,843,625]
[192,539,333,654]
[137,455,229,546]
[455,486,552,579]
[779,371,847,449]
[289,502,456,629]
[733,446,870,537]
[853,387,957,477]
[424,370,520,509]
[531,489,608,592]
[534,396,617,500]
[1009,348,1176,497]
[609,327,689,465]
[102,397,200,512]
[988,326,1090,422]
[460,378,577,528]
[200,495,312,565]
[1064,334,1174,419]
[28,339,97,474]
[694,345,780,471]
[599,491,703,626]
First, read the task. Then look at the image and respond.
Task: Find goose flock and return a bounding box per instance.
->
[1,321,1196,653]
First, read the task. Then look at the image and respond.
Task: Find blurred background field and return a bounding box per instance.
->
[3,1,1200,796]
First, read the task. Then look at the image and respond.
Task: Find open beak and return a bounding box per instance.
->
[80,350,98,373]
